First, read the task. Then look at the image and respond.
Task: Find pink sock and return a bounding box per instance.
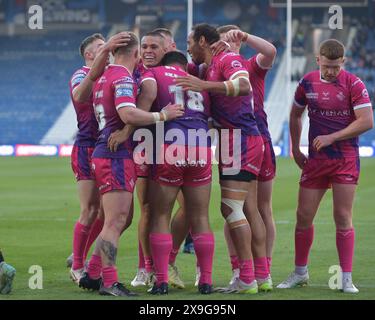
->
[72,222,91,270]
[230,255,239,270]
[254,257,269,280]
[336,228,355,272]
[145,256,153,273]
[239,259,255,284]
[84,218,104,261]
[169,248,179,265]
[267,257,272,271]
[138,241,146,269]
[87,254,102,279]
[295,225,314,267]
[192,233,215,285]
[102,266,119,288]
[149,233,172,285]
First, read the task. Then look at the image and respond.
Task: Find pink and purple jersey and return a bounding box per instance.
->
[141,65,211,145]
[92,64,137,159]
[133,62,148,87]
[69,66,98,147]
[246,55,271,141]
[205,52,260,136]
[294,69,372,159]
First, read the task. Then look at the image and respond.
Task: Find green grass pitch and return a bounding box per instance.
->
[0,157,374,300]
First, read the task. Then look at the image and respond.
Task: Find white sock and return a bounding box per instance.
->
[295,265,308,275]
[342,272,352,285]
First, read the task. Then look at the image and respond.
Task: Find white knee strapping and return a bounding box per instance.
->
[221,198,248,229]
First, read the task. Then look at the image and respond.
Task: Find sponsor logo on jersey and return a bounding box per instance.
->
[306,92,319,99]
[71,74,85,87]
[362,89,369,98]
[116,87,133,98]
[114,77,133,84]
[322,91,330,101]
[310,109,351,117]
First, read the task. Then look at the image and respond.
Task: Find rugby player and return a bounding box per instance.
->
[68,32,131,283]
[176,23,264,294]
[139,51,214,295]
[129,31,169,288]
[216,25,276,291]
[277,39,373,293]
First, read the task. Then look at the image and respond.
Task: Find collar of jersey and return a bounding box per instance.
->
[109,64,132,75]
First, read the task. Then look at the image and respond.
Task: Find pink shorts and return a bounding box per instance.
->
[71,145,95,181]
[153,145,212,187]
[300,157,360,189]
[91,158,137,195]
[133,150,151,178]
[218,132,264,177]
[258,139,276,182]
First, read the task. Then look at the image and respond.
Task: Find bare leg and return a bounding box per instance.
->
[257,180,276,261]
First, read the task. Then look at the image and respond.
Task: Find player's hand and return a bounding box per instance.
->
[225,30,248,43]
[292,148,307,169]
[108,129,129,152]
[104,32,132,53]
[313,134,335,152]
[211,40,230,56]
[175,74,206,92]
[161,103,185,121]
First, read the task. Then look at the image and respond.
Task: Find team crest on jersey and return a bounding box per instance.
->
[337,92,345,101]
[116,83,133,89]
[231,60,243,68]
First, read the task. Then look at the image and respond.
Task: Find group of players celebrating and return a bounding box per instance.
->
[67,22,373,297]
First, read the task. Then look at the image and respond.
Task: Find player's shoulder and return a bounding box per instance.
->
[70,66,89,83]
[72,66,89,76]
[341,70,365,88]
[108,64,134,83]
[216,51,245,64]
[246,54,261,71]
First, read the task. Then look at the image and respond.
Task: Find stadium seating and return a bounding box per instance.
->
[0,31,98,145]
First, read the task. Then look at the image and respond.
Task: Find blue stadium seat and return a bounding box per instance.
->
[0,30,98,144]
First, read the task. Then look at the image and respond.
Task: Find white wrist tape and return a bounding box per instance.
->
[224,77,241,97]
[232,77,241,96]
[152,112,161,123]
[161,110,168,121]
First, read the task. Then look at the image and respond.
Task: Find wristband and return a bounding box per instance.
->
[152,112,161,123]
[161,110,168,121]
